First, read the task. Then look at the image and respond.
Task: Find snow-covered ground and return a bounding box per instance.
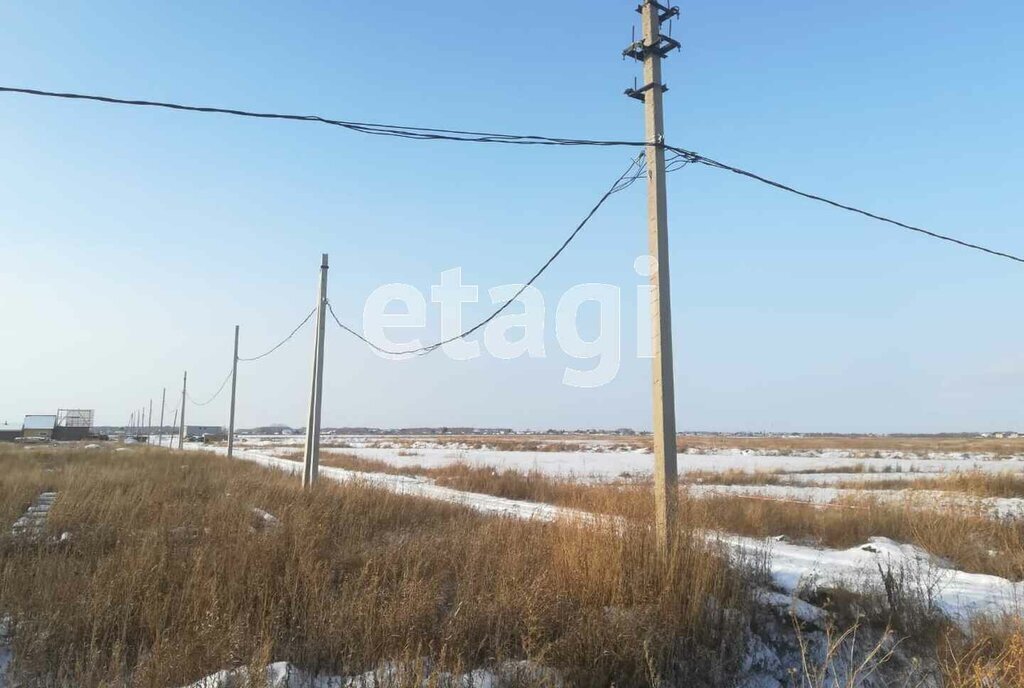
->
[230,435,1024,484]
[224,438,1024,517]
[189,444,1024,623]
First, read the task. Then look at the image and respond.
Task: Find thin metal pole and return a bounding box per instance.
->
[639,1,679,551]
[147,399,152,441]
[302,254,329,488]
[227,325,240,459]
[158,388,166,448]
[179,371,187,449]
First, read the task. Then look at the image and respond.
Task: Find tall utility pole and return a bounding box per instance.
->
[159,388,166,448]
[624,0,681,551]
[147,399,153,440]
[179,371,187,450]
[302,254,329,489]
[227,325,240,459]
[170,407,178,447]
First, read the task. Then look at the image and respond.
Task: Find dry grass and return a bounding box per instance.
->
[0,445,751,687]
[941,618,1024,687]
[305,453,1024,580]
[693,495,1024,581]
[680,469,787,486]
[677,434,1024,457]
[834,471,1024,499]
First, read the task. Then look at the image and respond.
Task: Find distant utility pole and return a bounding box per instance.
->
[159,388,166,448]
[227,325,240,459]
[179,371,187,450]
[170,407,178,447]
[624,0,681,551]
[302,254,329,489]
[147,399,153,439]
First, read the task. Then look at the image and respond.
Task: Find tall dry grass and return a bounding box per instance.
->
[834,471,1024,499]
[677,434,1024,457]
[0,445,751,687]
[304,452,1024,580]
[941,618,1024,687]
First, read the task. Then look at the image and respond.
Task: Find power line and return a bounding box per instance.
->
[0,86,645,149]
[664,145,1024,265]
[186,369,233,407]
[3,84,1021,264]
[327,155,647,357]
[185,307,317,406]
[237,306,317,362]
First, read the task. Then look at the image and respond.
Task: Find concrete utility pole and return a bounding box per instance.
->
[170,407,178,448]
[147,399,153,440]
[159,388,166,448]
[227,325,240,459]
[302,254,329,488]
[624,0,681,551]
[179,371,187,450]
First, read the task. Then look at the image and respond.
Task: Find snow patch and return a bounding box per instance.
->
[180,660,560,688]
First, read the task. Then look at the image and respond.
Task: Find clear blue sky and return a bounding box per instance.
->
[1,1,1021,432]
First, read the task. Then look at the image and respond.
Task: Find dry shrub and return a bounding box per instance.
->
[942,618,1024,687]
[836,471,1024,499]
[0,445,751,687]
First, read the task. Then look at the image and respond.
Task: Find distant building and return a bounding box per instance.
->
[187,425,224,437]
[23,415,57,440]
[54,409,94,441]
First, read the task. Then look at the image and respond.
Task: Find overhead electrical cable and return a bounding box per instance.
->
[0,86,646,149]
[237,306,317,362]
[663,146,1024,265]
[2,85,1021,264]
[186,369,233,407]
[327,155,647,357]
[185,306,317,406]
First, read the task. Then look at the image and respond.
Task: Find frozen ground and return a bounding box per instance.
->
[232,435,1024,483]
[190,444,1024,623]
[223,436,1024,517]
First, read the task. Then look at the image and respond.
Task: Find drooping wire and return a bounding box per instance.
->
[664,145,1024,265]
[185,306,317,406]
[4,85,1021,264]
[237,306,317,362]
[0,86,646,150]
[327,155,647,357]
[186,369,234,407]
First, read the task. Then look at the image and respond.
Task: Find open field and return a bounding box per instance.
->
[263,451,1024,581]
[231,435,1024,489]
[280,433,1024,458]
[251,433,1024,458]
[0,444,750,686]
[6,442,1024,686]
